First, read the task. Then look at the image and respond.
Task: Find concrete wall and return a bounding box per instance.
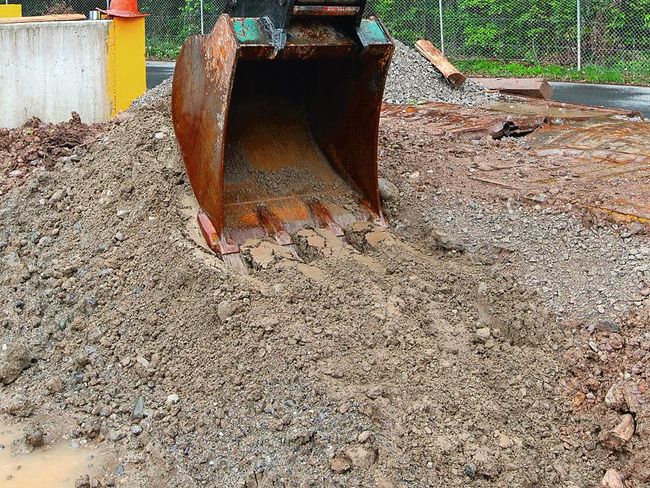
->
[0,20,111,128]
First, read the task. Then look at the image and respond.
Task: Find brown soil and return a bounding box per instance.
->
[0,113,105,194]
[0,92,647,487]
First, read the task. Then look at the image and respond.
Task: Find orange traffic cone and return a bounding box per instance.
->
[99,0,148,18]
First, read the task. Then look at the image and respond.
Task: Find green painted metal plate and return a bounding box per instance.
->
[358,19,390,45]
[232,18,266,44]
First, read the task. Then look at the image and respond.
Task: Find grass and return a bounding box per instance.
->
[452,58,650,85]
[146,38,182,60]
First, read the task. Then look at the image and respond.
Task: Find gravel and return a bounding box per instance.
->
[383,40,493,105]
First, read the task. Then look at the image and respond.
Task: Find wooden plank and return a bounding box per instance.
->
[471,77,553,100]
[415,39,467,87]
[0,14,86,24]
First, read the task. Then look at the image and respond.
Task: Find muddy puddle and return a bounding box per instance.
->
[0,421,106,487]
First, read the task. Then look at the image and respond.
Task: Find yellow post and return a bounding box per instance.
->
[0,4,22,17]
[107,17,146,116]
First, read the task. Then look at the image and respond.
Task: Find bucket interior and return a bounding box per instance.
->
[222,58,372,241]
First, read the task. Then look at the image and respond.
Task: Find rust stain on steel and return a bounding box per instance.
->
[292,5,360,16]
[256,205,293,246]
[307,200,344,236]
[384,99,649,225]
[172,15,239,256]
[382,102,545,139]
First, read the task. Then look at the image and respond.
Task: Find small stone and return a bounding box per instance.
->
[24,422,44,447]
[464,464,476,478]
[0,342,32,385]
[477,282,488,296]
[166,393,180,405]
[475,327,491,342]
[330,453,352,474]
[378,177,399,202]
[604,381,642,413]
[114,231,126,242]
[344,444,378,468]
[358,431,372,443]
[45,377,64,394]
[601,413,635,451]
[132,395,145,420]
[49,190,64,203]
[116,209,129,219]
[109,430,126,442]
[601,468,625,488]
[497,432,514,449]
[136,356,150,368]
[217,300,240,321]
[154,132,166,140]
[130,424,143,436]
[596,319,619,333]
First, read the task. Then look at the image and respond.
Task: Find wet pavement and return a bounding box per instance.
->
[550,82,650,118]
[147,61,175,89]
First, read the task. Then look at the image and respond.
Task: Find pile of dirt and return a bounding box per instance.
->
[2,82,646,487]
[0,113,104,194]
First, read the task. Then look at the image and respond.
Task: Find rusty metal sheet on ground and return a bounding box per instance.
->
[382,99,648,225]
[526,120,650,223]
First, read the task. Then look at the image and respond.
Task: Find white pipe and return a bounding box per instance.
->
[438,0,444,54]
[200,0,205,35]
[577,0,582,70]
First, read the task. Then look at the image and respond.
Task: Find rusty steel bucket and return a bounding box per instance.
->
[172,4,394,261]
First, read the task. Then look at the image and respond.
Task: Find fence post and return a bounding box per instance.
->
[200,0,205,34]
[438,0,444,54]
[576,0,581,70]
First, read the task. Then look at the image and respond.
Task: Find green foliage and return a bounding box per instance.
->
[373,0,441,44]
[146,38,182,60]
[368,0,650,70]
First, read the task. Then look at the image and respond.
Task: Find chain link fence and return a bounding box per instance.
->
[371,0,650,69]
[8,0,650,71]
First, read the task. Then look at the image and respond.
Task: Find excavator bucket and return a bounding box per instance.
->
[172,0,393,265]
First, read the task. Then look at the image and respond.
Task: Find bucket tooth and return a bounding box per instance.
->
[306,200,345,237]
[256,205,293,246]
[198,209,240,256]
[172,1,394,263]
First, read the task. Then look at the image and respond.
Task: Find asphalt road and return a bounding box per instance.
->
[145,62,650,117]
[146,61,175,90]
[550,81,650,117]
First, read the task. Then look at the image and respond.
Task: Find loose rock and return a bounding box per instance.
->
[601,414,635,451]
[330,453,352,474]
[0,342,31,385]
